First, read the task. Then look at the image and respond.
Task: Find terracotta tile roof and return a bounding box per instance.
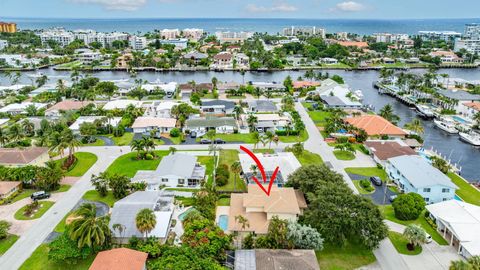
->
[345,115,407,137]
[464,102,480,111]
[364,141,417,161]
[337,41,369,48]
[131,117,177,128]
[0,181,21,195]
[89,248,147,270]
[214,52,233,60]
[292,81,321,89]
[46,100,91,112]
[0,147,48,164]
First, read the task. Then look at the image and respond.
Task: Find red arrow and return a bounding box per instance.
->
[240,145,279,196]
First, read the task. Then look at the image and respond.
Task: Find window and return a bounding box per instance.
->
[162,178,168,182]
[442,188,449,193]
[178,178,185,184]
[443,198,448,201]
[425,198,430,202]
[423,188,431,192]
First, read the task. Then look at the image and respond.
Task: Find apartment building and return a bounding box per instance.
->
[282,26,326,38]
[160,29,180,39]
[183,28,204,41]
[128,35,147,50]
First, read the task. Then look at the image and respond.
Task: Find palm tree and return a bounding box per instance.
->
[233,105,244,120]
[112,223,126,240]
[403,224,427,250]
[66,135,81,164]
[69,203,111,248]
[169,146,177,154]
[431,156,450,174]
[473,112,480,127]
[379,104,400,124]
[0,128,8,147]
[130,139,145,159]
[8,123,23,142]
[135,208,156,238]
[247,115,258,132]
[22,120,35,137]
[251,132,261,149]
[235,215,250,230]
[231,161,242,192]
[404,118,424,135]
[265,131,274,149]
[250,164,258,178]
[142,136,155,155]
[449,260,471,270]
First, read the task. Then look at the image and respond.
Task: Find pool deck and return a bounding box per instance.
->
[215,206,230,233]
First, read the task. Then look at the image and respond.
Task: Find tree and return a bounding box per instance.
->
[449,260,473,270]
[235,215,249,230]
[283,75,293,92]
[0,220,11,239]
[247,115,258,132]
[231,161,242,192]
[91,172,109,197]
[392,193,426,221]
[48,233,92,264]
[79,122,97,140]
[193,184,217,221]
[69,203,111,249]
[403,224,427,250]
[95,81,118,100]
[136,208,157,238]
[431,156,450,174]
[379,104,400,125]
[108,173,130,199]
[148,246,224,270]
[264,131,275,149]
[251,132,261,149]
[130,138,145,159]
[169,146,177,154]
[112,223,126,239]
[287,221,324,250]
[22,120,35,137]
[404,118,424,135]
[288,142,304,157]
[129,86,148,100]
[35,163,64,191]
[331,75,344,84]
[233,105,244,120]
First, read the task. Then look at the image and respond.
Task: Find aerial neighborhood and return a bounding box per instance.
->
[0,11,480,270]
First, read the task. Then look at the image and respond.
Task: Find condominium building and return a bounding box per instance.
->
[128,35,147,50]
[418,31,462,42]
[160,29,180,39]
[282,26,326,38]
[215,31,254,43]
[454,23,480,54]
[0,22,17,33]
[373,33,409,43]
[465,23,480,40]
[39,29,128,48]
[183,28,204,41]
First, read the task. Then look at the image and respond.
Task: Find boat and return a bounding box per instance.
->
[459,132,480,146]
[433,118,458,134]
[354,89,364,99]
[416,105,435,119]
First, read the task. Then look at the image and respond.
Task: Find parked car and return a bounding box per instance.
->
[389,195,397,202]
[370,176,382,186]
[214,138,226,144]
[31,191,50,200]
[426,233,432,243]
[199,139,212,144]
[190,131,197,138]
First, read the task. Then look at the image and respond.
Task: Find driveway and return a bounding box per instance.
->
[349,173,396,205]
[339,151,377,168]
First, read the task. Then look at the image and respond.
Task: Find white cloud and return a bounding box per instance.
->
[334,1,365,12]
[246,2,298,13]
[69,0,147,11]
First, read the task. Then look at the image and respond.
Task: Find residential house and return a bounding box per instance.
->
[0,147,49,167]
[426,200,480,258]
[185,116,237,134]
[102,100,142,110]
[77,50,102,65]
[0,181,21,199]
[131,153,206,189]
[131,117,176,135]
[217,82,240,95]
[320,57,339,64]
[140,82,177,98]
[459,102,480,120]
[69,116,121,134]
[309,79,362,109]
[292,81,321,90]
[116,53,133,69]
[248,113,291,133]
[160,38,188,49]
[144,101,179,118]
[212,52,233,69]
[45,100,92,117]
[345,115,408,139]
[89,248,148,270]
[251,82,286,92]
[234,53,249,69]
[182,51,208,65]
[200,100,236,116]
[0,102,48,115]
[109,191,174,243]
[434,89,480,112]
[178,83,194,99]
[386,155,458,204]
[234,249,320,270]
[364,140,417,166]
[227,184,307,234]
[247,100,278,113]
[429,51,464,63]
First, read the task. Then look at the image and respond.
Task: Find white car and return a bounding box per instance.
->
[426,233,432,243]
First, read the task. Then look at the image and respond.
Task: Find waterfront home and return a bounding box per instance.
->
[292,81,321,89]
[429,50,464,63]
[212,52,233,69]
[69,116,121,134]
[178,83,194,99]
[320,57,339,64]
[76,49,102,65]
[335,41,369,49]
[234,249,320,270]
[0,84,31,95]
[309,79,362,109]
[251,82,286,92]
[238,152,301,187]
[364,140,417,166]
[89,248,148,270]
[0,147,49,167]
[458,102,480,120]
[160,38,188,49]
[144,100,179,118]
[247,113,291,133]
[247,100,278,113]
[131,117,176,135]
[184,116,237,134]
[200,100,236,116]
[109,191,174,243]
[116,53,133,69]
[286,55,311,66]
[182,51,208,65]
[426,200,480,258]
[345,115,407,139]
[131,153,205,189]
[0,181,21,200]
[434,89,480,111]
[45,100,92,117]
[386,155,458,204]
[217,82,240,94]
[0,102,48,115]
[140,82,177,98]
[0,54,40,68]
[226,184,307,234]
[102,99,142,110]
[234,53,249,69]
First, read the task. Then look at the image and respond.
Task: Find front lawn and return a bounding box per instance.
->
[302,103,332,127]
[55,152,98,177]
[345,167,388,181]
[105,150,169,177]
[217,150,246,192]
[278,130,309,143]
[14,201,55,220]
[388,231,422,255]
[316,241,376,270]
[217,197,231,206]
[333,150,355,160]
[197,133,255,143]
[19,244,95,270]
[80,138,105,146]
[175,196,194,207]
[52,184,71,193]
[10,189,36,203]
[353,180,375,194]
[0,234,19,255]
[82,190,118,207]
[448,172,480,206]
[108,132,134,146]
[294,150,323,166]
[379,205,448,245]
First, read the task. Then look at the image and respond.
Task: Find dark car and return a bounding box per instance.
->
[31,191,50,200]
[190,131,197,138]
[214,138,226,144]
[370,176,382,186]
[199,139,212,144]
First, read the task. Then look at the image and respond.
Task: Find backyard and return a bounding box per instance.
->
[448,172,480,206]
[55,152,98,177]
[105,150,170,177]
[19,244,94,270]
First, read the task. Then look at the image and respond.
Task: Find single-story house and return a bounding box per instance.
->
[434,89,480,112]
[45,100,92,117]
[109,191,174,243]
[247,100,278,113]
[185,116,237,134]
[386,155,458,204]
[364,140,417,166]
[345,115,408,139]
[0,181,21,199]
[145,101,179,118]
[89,248,148,270]
[426,200,480,258]
[309,79,362,109]
[0,102,48,115]
[251,82,286,92]
[131,153,206,189]
[292,81,321,89]
[234,249,320,270]
[458,102,480,120]
[102,100,142,111]
[200,100,236,116]
[131,117,177,134]
[69,116,122,134]
[0,147,49,167]
[182,51,208,64]
[140,82,177,98]
[250,113,291,133]
[217,82,240,94]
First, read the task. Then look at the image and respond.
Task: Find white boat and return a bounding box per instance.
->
[434,119,458,134]
[416,105,435,118]
[459,132,480,146]
[354,90,364,99]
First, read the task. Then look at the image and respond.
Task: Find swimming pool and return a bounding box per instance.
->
[178,208,198,221]
[452,116,470,125]
[454,194,463,202]
[218,215,228,231]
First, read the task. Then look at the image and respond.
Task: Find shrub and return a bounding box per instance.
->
[145,153,154,160]
[170,128,181,137]
[392,193,426,221]
[0,220,11,239]
[275,130,299,136]
[359,179,374,192]
[48,233,92,264]
[215,164,230,187]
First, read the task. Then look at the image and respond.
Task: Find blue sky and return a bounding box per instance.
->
[0,0,479,19]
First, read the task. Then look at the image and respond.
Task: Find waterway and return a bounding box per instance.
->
[1,67,479,182]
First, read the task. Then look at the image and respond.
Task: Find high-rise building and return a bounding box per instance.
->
[38,29,128,48]
[128,35,147,50]
[215,31,254,43]
[282,26,326,38]
[160,29,180,39]
[417,31,462,42]
[464,23,480,40]
[183,28,204,41]
[0,22,17,33]
[454,23,480,54]
[373,33,409,43]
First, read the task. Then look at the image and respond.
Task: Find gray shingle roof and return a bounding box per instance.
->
[320,95,346,106]
[156,153,197,178]
[201,100,236,110]
[186,116,237,128]
[248,100,278,112]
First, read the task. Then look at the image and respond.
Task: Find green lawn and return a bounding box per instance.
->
[448,172,480,206]
[217,197,231,206]
[353,180,375,194]
[19,244,95,270]
[105,150,169,177]
[198,156,214,184]
[388,231,422,255]
[295,150,323,166]
[302,103,332,127]
[55,152,98,177]
[108,133,134,146]
[316,241,376,270]
[54,212,70,233]
[345,167,388,181]
[278,130,309,143]
[333,150,355,160]
[198,133,255,143]
[175,196,194,207]
[14,201,55,220]
[379,205,448,245]
[82,190,118,207]
[217,150,246,192]
[253,149,275,154]
[10,189,36,203]
[52,184,71,193]
[80,138,105,146]
[0,234,19,255]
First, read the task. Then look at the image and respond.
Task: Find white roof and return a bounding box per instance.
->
[0,119,9,126]
[427,200,480,255]
[151,211,173,239]
[0,84,31,91]
[239,152,301,179]
[255,114,289,122]
[141,82,177,93]
[103,100,142,110]
[0,102,48,113]
[69,116,121,131]
[155,101,179,111]
[132,117,176,128]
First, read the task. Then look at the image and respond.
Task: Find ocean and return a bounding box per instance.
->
[6,17,480,35]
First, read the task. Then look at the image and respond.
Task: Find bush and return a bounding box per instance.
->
[359,179,374,192]
[0,220,11,239]
[170,128,181,137]
[215,164,230,187]
[358,144,370,155]
[392,193,426,221]
[145,153,154,160]
[275,130,300,136]
[48,233,92,264]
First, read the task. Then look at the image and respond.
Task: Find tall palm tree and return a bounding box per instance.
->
[169,146,177,154]
[8,123,23,142]
[233,105,244,120]
[235,215,250,230]
[69,203,111,248]
[66,135,81,163]
[403,224,426,250]
[22,120,35,137]
[130,139,145,159]
[250,164,258,178]
[135,208,156,238]
[247,115,258,132]
[251,132,261,149]
[379,104,400,124]
[404,118,424,135]
[231,161,242,192]
[264,131,275,149]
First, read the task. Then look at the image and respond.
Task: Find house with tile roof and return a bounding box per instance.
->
[131,117,177,135]
[89,248,147,270]
[234,249,320,270]
[345,115,407,139]
[364,140,417,166]
[0,181,21,199]
[0,147,49,167]
[45,100,92,117]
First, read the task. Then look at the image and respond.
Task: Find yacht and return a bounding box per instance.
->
[354,90,364,100]
[433,118,458,134]
[416,105,435,119]
[459,132,480,146]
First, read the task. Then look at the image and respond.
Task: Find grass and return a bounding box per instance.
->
[345,167,388,181]
[278,130,309,143]
[448,172,480,206]
[108,132,134,146]
[0,234,19,255]
[197,133,255,143]
[105,150,169,177]
[333,150,356,160]
[353,180,375,194]
[81,138,105,146]
[316,241,376,270]
[82,190,118,207]
[52,184,71,193]
[19,244,95,270]
[295,150,323,166]
[14,201,55,220]
[379,205,448,245]
[54,212,70,233]
[198,156,214,184]
[388,231,422,255]
[55,152,98,177]
[217,150,246,192]
[175,196,194,207]
[10,189,36,203]
[217,197,231,206]
[302,103,332,127]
